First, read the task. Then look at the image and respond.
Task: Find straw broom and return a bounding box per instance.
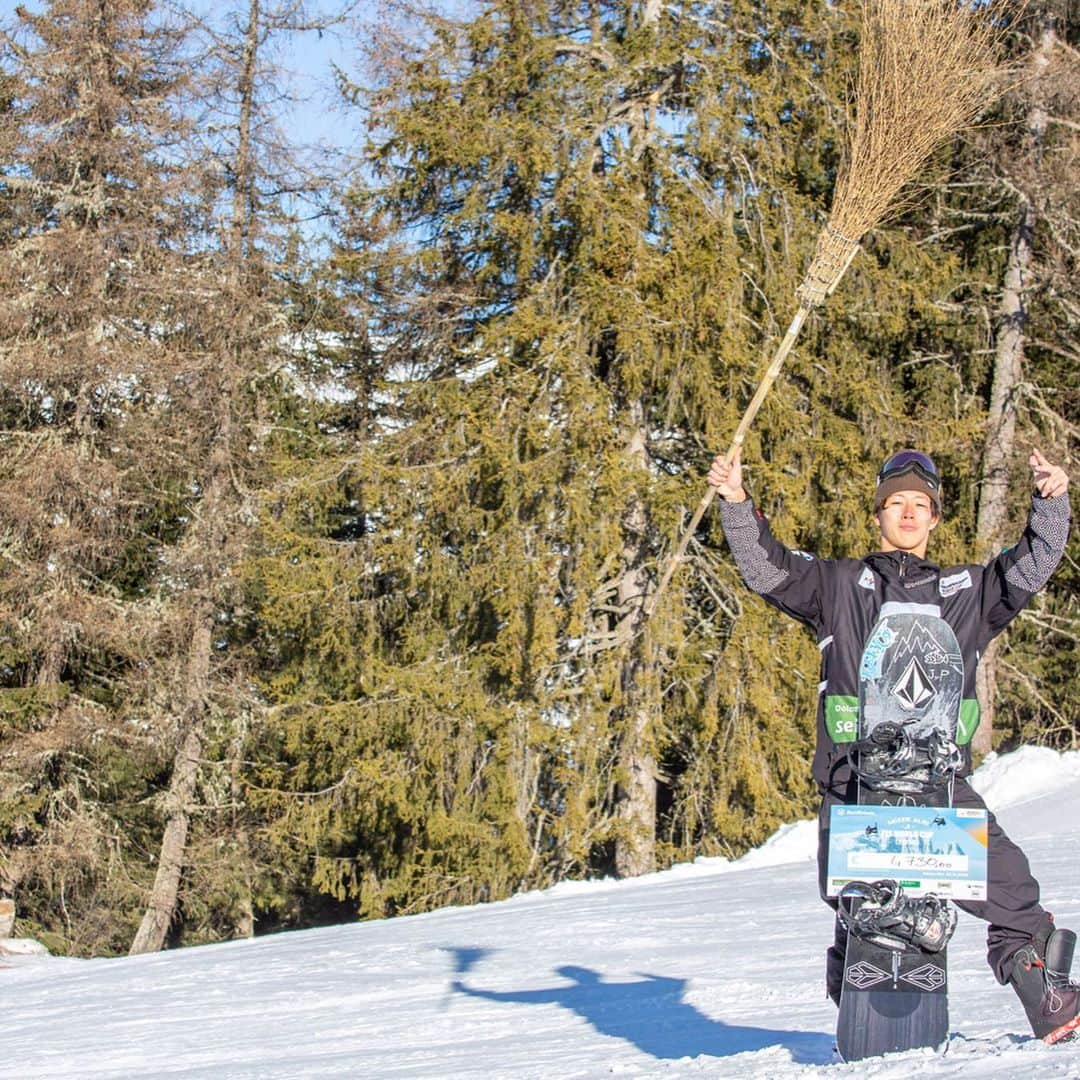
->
[646,0,1015,615]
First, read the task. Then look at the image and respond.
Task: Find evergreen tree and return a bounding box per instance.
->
[245,0,1020,924]
[129,0,351,953]
[967,5,1079,753]
[0,0,208,954]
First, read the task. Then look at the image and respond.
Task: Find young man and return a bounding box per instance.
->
[707,446,1077,1039]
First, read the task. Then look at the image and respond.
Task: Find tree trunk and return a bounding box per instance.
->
[0,898,13,938]
[129,621,211,954]
[613,423,657,878]
[971,23,1052,760]
[127,725,203,953]
[130,390,233,954]
[228,713,255,940]
[613,689,657,877]
[231,0,259,260]
[972,198,1033,759]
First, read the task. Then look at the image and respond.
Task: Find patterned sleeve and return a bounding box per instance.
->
[981,493,1071,641]
[718,498,824,632]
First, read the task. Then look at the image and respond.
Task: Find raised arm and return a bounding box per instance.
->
[981,449,1071,641]
[708,448,825,632]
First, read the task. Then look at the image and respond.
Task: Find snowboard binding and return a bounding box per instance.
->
[848,721,962,797]
[839,879,957,954]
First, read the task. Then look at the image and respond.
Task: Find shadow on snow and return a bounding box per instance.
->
[442,947,832,1065]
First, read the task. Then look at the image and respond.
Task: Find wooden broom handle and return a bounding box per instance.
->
[646,304,810,614]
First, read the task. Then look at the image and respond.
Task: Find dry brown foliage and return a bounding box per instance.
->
[836,0,1015,235]
[800,0,1017,305]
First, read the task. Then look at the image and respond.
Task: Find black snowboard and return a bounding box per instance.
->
[835,610,963,1063]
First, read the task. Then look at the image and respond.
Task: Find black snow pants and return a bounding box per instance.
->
[817,775,1054,987]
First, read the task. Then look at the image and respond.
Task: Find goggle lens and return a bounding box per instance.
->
[878,450,939,484]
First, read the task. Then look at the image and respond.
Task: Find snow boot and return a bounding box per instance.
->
[1008,927,1080,1043]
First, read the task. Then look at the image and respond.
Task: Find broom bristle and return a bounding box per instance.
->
[799,0,1015,305]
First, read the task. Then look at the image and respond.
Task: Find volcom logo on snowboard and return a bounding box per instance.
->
[892,656,935,710]
[845,960,891,989]
[902,963,946,993]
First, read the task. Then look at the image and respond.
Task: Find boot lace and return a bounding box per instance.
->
[1043,958,1078,1014]
[1020,947,1078,1015]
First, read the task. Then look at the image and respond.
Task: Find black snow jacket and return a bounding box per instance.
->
[717,492,1071,795]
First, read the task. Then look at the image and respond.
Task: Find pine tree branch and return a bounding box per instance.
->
[998,657,1072,729]
[1016,609,1080,644]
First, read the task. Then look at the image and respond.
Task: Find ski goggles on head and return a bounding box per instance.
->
[877,449,939,487]
[873,449,942,512]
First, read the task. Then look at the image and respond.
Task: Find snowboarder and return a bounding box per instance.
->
[707,445,1078,1041]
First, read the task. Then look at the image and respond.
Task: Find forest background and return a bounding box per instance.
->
[0,0,1075,959]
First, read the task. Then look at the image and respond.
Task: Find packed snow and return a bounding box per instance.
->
[4,746,1080,1079]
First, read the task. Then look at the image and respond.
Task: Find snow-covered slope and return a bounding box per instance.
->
[4,747,1080,1079]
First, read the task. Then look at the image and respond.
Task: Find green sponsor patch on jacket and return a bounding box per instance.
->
[826,695,979,745]
[957,699,980,745]
[826,695,859,742]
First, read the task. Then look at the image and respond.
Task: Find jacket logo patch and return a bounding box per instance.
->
[858,567,876,591]
[825,695,859,742]
[939,570,973,598]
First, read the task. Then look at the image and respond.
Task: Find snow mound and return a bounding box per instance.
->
[969,745,1080,809]
[0,938,50,962]
[732,818,817,870]
[531,818,816,903]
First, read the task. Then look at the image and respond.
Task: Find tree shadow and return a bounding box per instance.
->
[446,952,832,1065]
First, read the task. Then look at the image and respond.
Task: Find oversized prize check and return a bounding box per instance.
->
[827,805,988,901]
